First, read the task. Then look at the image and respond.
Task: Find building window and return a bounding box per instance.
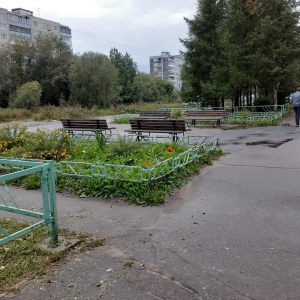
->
[8,14,30,24]
[60,26,71,34]
[41,23,45,29]
[0,23,6,29]
[0,13,6,20]
[47,24,51,30]
[1,33,6,39]
[33,21,38,26]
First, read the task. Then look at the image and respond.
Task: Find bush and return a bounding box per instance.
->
[0,122,29,154]
[2,126,73,161]
[9,81,42,110]
[170,108,183,119]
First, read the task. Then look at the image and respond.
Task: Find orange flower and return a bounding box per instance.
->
[166,147,175,153]
[145,162,152,167]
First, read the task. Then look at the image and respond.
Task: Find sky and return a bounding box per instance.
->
[1,0,197,73]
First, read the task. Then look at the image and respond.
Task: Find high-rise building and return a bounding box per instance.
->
[149,51,184,91]
[0,7,72,46]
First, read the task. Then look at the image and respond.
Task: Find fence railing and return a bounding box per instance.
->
[0,159,58,246]
[55,136,219,183]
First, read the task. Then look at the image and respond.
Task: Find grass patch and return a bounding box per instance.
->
[0,101,179,123]
[0,218,104,294]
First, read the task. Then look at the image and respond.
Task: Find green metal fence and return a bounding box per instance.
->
[0,159,58,246]
[55,136,219,182]
[159,104,289,122]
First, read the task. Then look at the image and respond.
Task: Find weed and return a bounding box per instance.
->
[107,135,142,156]
[0,218,104,294]
[95,132,107,150]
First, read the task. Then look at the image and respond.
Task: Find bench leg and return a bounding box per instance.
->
[171,133,179,142]
[104,129,112,139]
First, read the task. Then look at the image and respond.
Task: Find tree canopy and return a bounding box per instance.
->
[68,52,120,108]
[0,35,176,108]
[181,0,300,106]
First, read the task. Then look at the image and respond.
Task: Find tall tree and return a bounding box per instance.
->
[0,40,32,107]
[69,52,120,108]
[248,0,300,106]
[204,0,257,106]
[180,0,225,105]
[0,48,13,107]
[30,35,73,106]
[109,48,138,104]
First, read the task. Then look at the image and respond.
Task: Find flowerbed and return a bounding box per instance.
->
[0,123,221,205]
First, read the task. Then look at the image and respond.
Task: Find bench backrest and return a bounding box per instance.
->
[61,119,109,130]
[139,110,171,118]
[186,110,226,117]
[129,119,187,132]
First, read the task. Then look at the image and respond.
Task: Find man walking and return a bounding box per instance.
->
[290,87,300,127]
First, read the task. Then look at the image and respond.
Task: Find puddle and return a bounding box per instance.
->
[246,138,293,148]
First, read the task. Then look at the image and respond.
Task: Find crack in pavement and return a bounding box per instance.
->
[145,269,204,300]
[204,272,257,300]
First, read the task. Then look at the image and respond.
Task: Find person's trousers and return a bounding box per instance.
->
[293,106,300,126]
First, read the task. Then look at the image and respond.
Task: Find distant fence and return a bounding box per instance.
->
[159,104,289,123]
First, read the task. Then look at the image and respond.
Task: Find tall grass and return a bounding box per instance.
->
[0,101,181,123]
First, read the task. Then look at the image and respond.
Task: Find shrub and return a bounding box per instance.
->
[170,108,183,119]
[2,127,73,161]
[0,122,29,154]
[9,81,42,110]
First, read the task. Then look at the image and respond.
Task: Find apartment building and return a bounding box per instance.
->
[149,51,184,91]
[0,7,72,46]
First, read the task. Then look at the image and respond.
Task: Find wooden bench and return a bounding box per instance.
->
[125,119,190,141]
[137,110,171,119]
[61,119,116,139]
[184,110,227,128]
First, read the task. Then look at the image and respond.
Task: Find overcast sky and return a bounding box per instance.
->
[1,0,197,73]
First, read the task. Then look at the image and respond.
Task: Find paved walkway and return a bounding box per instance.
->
[1,114,300,299]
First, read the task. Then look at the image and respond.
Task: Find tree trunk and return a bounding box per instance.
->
[272,81,280,111]
[234,89,239,106]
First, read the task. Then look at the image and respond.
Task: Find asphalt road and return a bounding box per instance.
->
[1,116,300,300]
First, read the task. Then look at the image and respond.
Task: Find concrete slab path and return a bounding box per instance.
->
[1,114,300,299]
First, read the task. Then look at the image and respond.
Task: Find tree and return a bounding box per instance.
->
[0,48,13,107]
[109,48,138,104]
[68,52,120,108]
[129,74,174,102]
[9,81,41,110]
[180,0,225,105]
[181,0,300,107]
[204,0,258,106]
[30,34,73,106]
[0,40,32,107]
[248,0,300,106]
